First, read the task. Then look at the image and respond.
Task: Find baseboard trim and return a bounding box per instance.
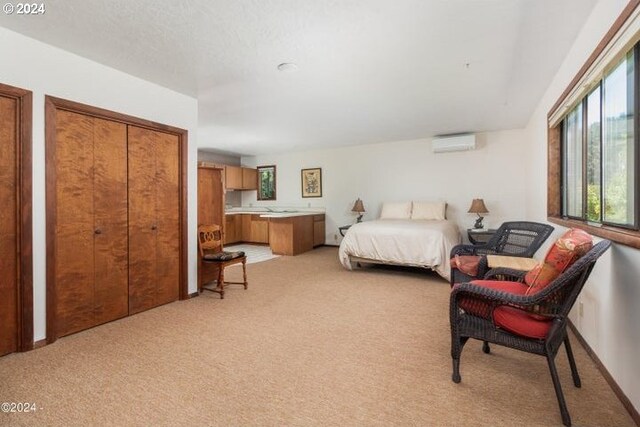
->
[187,291,199,299]
[33,339,47,349]
[568,321,640,426]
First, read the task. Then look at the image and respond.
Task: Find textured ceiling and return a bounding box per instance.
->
[0,0,597,155]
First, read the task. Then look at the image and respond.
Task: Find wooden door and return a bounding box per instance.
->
[128,126,180,314]
[54,111,128,337]
[0,95,18,355]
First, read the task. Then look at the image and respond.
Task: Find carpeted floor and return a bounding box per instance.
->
[0,247,634,426]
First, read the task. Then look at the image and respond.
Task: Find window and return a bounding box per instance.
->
[560,47,637,230]
[548,2,640,248]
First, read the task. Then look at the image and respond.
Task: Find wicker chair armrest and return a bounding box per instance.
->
[450,244,499,257]
[450,244,478,256]
[483,267,527,282]
[451,282,531,307]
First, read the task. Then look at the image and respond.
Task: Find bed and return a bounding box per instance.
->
[338,202,461,281]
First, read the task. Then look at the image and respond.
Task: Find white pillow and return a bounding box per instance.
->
[380,202,412,219]
[411,201,446,220]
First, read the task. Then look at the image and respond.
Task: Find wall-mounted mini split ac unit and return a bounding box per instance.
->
[431,134,476,153]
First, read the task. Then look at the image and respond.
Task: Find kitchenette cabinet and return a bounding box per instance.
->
[225,166,258,191]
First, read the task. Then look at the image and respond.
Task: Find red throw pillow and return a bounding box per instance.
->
[450,255,481,277]
[524,228,593,295]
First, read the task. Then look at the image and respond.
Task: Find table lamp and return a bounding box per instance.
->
[468,198,489,229]
[352,198,365,223]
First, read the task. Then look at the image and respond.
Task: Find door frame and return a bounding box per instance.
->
[0,83,33,352]
[45,96,189,344]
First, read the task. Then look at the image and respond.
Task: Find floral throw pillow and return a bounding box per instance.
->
[524,228,593,295]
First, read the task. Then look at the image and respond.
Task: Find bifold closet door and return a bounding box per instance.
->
[54,111,128,337]
[0,95,18,356]
[128,126,180,314]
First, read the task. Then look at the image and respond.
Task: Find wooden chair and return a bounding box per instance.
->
[197,224,247,299]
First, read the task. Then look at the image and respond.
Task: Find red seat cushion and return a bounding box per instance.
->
[457,280,528,318]
[493,306,552,339]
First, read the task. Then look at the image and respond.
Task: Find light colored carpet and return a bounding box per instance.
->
[225,243,279,265]
[0,247,634,426]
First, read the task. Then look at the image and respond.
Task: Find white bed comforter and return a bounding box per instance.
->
[338,219,461,281]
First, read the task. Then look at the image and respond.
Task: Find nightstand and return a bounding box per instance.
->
[339,225,352,237]
[467,228,497,245]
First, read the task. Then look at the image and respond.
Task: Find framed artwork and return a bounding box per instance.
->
[301,168,322,198]
[257,165,276,200]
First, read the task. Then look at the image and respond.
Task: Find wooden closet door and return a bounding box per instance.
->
[0,96,18,356]
[155,132,180,306]
[128,126,180,313]
[93,118,129,325]
[55,111,128,337]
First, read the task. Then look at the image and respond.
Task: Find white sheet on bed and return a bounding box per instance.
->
[338,219,461,280]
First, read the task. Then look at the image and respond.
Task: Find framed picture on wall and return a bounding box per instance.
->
[301,168,322,198]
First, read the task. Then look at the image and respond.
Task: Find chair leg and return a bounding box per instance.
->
[451,336,468,383]
[218,266,225,299]
[482,341,491,354]
[547,354,572,427]
[452,357,461,383]
[242,258,248,289]
[564,336,581,388]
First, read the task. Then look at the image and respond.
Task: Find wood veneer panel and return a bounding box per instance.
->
[197,167,224,287]
[155,131,180,307]
[128,126,159,314]
[93,118,128,325]
[242,167,257,190]
[197,168,223,226]
[0,96,18,356]
[225,166,242,189]
[54,111,96,336]
[128,126,180,313]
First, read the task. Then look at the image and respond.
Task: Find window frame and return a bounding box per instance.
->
[548,0,640,249]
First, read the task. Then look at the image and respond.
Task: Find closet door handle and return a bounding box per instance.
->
[94,228,102,235]
[151,225,157,230]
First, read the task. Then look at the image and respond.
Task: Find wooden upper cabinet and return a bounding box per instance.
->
[242,167,257,190]
[225,166,243,190]
[224,165,257,190]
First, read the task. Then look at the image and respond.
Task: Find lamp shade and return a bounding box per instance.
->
[351,198,365,213]
[467,198,489,214]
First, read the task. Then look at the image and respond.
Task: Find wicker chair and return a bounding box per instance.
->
[449,239,611,426]
[450,221,555,286]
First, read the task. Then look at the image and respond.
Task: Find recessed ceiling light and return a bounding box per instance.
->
[277,63,298,72]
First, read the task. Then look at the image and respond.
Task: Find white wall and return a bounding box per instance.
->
[241,130,529,245]
[523,0,640,412]
[0,27,200,342]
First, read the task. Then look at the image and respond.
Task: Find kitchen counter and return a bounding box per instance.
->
[224,209,326,254]
[225,208,324,218]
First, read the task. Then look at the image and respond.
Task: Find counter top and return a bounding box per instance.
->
[225,207,324,218]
